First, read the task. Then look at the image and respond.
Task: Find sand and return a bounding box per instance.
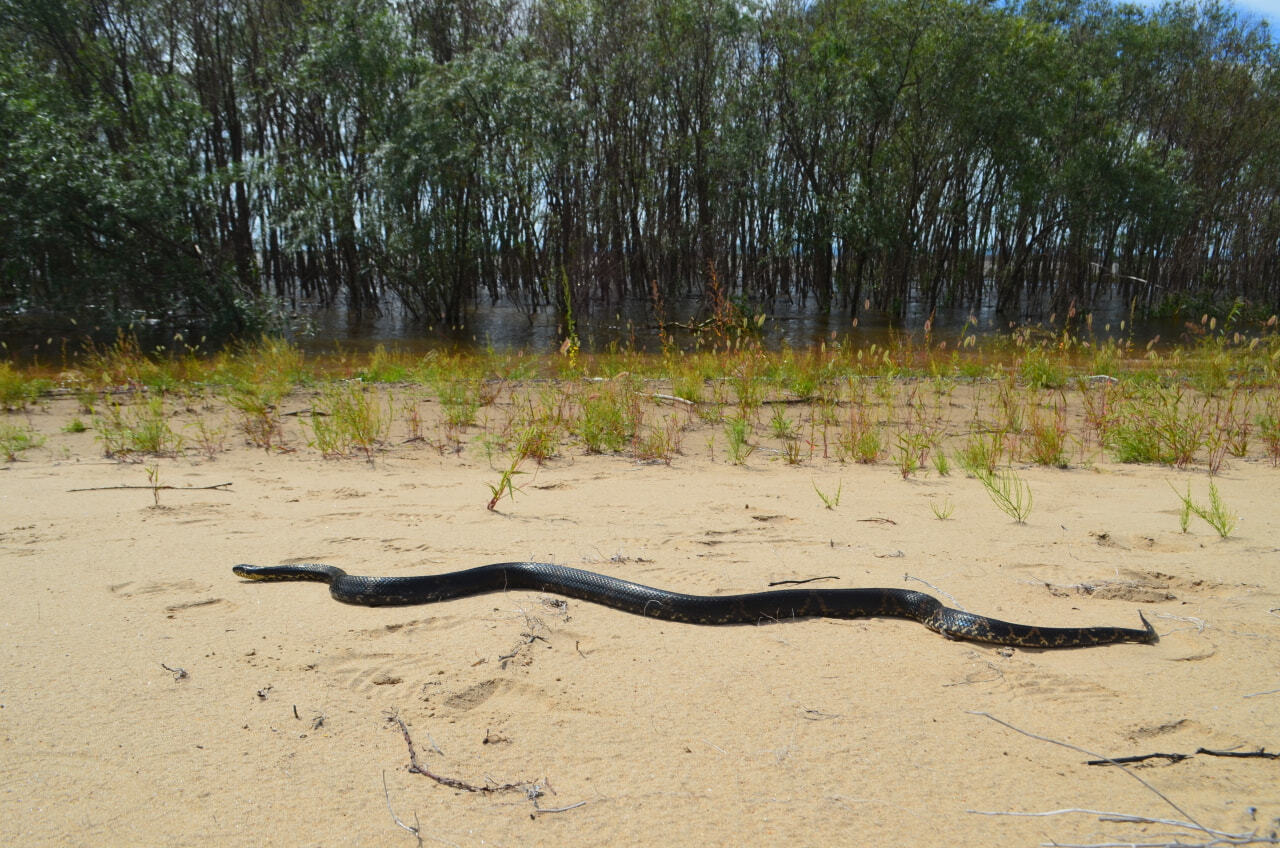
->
[3,386,1279,847]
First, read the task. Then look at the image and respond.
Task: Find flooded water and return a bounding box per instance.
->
[291,286,1179,358]
[4,286,1191,367]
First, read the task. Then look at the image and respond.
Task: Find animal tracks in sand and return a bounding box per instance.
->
[1089,530,1201,554]
[0,523,65,554]
[442,677,509,711]
[325,650,439,692]
[110,578,208,598]
[164,597,230,615]
[1002,665,1121,704]
[110,579,232,616]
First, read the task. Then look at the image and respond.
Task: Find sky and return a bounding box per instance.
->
[1219,0,1280,24]
[1137,0,1280,27]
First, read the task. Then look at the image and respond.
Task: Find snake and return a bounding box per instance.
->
[232,561,1156,648]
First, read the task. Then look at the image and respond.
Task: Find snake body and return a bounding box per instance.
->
[233,562,1156,648]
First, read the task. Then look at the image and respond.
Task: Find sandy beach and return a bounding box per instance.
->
[3,383,1278,847]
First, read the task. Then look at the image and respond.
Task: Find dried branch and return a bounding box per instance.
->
[68,482,233,492]
[967,808,1257,840]
[968,711,1212,836]
[382,771,423,847]
[389,715,529,795]
[1084,746,1278,765]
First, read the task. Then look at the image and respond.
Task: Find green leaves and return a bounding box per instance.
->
[2,0,1278,336]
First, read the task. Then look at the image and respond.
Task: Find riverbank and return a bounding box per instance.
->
[3,362,1279,845]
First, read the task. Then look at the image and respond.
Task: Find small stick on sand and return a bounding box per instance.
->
[389,715,529,794]
[650,393,696,407]
[1195,748,1280,760]
[159,663,188,680]
[68,482,233,492]
[382,771,424,847]
[1084,747,1279,765]
[1083,751,1189,765]
[967,808,1269,843]
[904,574,966,611]
[1243,687,1280,698]
[968,711,1213,838]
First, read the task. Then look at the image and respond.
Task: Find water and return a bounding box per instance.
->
[292,286,1175,357]
[2,287,1187,367]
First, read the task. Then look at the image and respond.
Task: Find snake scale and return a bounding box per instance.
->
[233,562,1156,648]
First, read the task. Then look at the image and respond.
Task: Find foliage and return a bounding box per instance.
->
[0,423,44,460]
[975,467,1034,524]
[812,479,842,510]
[94,396,182,457]
[724,416,754,464]
[576,384,639,453]
[2,0,1278,338]
[1169,479,1238,538]
[1104,385,1207,466]
[0,362,49,410]
[308,382,390,460]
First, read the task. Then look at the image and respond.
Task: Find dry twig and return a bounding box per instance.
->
[967,712,1280,847]
[767,576,839,586]
[967,808,1272,844]
[968,711,1211,836]
[904,573,966,611]
[388,715,588,816]
[382,770,424,847]
[68,482,233,492]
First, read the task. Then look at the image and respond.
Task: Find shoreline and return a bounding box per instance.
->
[3,387,1278,846]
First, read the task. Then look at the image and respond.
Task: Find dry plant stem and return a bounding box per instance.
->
[1243,687,1280,698]
[146,464,161,507]
[68,482,233,492]
[903,574,965,610]
[389,715,530,795]
[382,770,424,847]
[1085,748,1280,765]
[967,711,1212,838]
[966,809,1269,843]
[389,715,585,815]
[1029,837,1277,847]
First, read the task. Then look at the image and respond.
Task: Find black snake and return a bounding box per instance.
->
[232,562,1156,648]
